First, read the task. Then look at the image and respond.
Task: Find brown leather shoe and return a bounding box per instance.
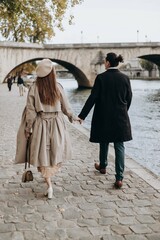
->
[94,163,106,174]
[114,180,123,189]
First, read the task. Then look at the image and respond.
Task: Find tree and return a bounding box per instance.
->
[0,0,83,43]
[140,59,154,77]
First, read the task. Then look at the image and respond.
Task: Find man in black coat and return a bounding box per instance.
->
[78,52,132,188]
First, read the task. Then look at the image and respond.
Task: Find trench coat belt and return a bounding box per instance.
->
[38,111,59,121]
[37,112,60,141]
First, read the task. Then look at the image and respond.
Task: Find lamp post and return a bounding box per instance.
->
[137,30,139,42]
[97,35,99,44]
[81,30,83,44]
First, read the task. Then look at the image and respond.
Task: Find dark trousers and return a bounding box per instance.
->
[8,85,12,91]
[99,142,125,181]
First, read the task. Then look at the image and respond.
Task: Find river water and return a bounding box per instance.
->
[58,78,160,177]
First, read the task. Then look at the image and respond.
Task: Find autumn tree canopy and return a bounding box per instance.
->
[0,0,83,43]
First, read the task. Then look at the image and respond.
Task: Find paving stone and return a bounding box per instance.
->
[42,211,62,221]
[25,212,43,222]
[97,202,118,209]
[23,231,45,240]
[16,205,35,214]
[81,183,98,190]
[3,214,25,223]
[99,209,117,217]
[102,235,125,240]
[0,84,160,239]
[129,224,152,234]
[57,219,77,228]
[62,207,81,220]
[136,215,156,224]
[111,225,132,235]
[116,207,135,216]
[115,200,134,208]
[35,220,57,231]
[149,223,160,232]
[82,209,101,219]
[98,217,118,225]
[44,228,67,240]
[145,234,160,240]
[88,226,110,236]
[66,227,92,239]
[66,196,86,204]
[118,193,137,200]
[79,237,100,240]
[15,222,36,231]
[134,207,156,215]
[77,218,98,227]
[0,232,16,240]
[78,202,97,210]
[132,199,152,207]
[0,223,16,233]
[117,216,138,225]
[0,206,16,215]
[11,232,24,240]
[28,199,45,206]
[125,235,148,240]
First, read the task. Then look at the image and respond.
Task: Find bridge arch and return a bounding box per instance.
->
[1,41,160,87]
[52,59,90,88]
[138,54,160,66]
[3,57,90,88]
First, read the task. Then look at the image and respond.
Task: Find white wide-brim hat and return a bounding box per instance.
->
[36,59,53,78]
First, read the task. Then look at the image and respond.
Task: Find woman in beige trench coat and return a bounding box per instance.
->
[15,59,78,199]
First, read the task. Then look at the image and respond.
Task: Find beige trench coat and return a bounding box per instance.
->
[15,82,74,167]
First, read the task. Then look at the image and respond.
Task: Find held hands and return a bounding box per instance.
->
[74,117,83,124]
[77,117,83,124]
[71,116,83,124]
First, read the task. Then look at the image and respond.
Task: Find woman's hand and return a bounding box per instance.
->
[25,130,31,139]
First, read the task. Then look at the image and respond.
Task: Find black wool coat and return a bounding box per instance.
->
[78,69,132,143]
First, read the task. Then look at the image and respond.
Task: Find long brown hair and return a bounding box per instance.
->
[36,68,60,106]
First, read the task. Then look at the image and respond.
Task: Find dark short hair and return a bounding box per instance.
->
[106,52,124,67]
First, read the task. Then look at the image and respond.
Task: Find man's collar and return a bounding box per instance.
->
[108,67,118,69]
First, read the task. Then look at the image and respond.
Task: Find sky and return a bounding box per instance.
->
[51,0,160,44]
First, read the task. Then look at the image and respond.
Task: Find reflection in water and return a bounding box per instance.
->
[58,78,160,176]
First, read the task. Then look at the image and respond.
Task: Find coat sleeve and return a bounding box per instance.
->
[25,84,37,133]
[126,78,132,110]
[58,84,76,123]
[78,75,100,120]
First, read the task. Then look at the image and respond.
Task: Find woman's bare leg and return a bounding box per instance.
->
[45,177,52,188]
[44,177,53,199]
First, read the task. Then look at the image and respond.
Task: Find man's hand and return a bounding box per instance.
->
[77,117,83,124]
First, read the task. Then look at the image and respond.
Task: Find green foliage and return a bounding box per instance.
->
[140,59,154,72]
[0,0,83,43]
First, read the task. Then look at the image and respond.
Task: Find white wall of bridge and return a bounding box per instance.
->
[1,41,160,87]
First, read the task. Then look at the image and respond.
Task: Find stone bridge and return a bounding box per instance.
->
[0,41,160,87]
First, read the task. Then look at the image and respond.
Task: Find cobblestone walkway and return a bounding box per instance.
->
[0,84,160,240]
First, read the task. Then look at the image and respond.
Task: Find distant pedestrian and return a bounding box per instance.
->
[15,59,79,199]
[7,76,13,91]
[17,75,25,96]
[13,75,16,83]
[78,52,132,188]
